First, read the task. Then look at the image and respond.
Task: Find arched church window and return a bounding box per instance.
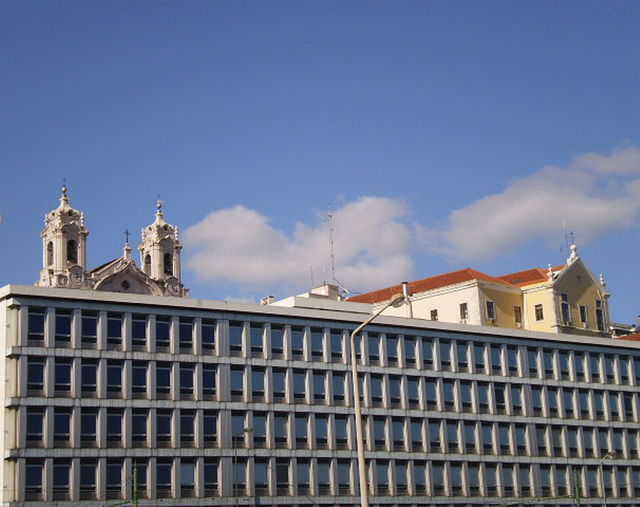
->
[164,253,173,276]
[46,242,54,266]
[144,255,151,275]
[67,240,78,264]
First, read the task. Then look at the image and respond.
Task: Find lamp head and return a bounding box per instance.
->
[388,293,406,308]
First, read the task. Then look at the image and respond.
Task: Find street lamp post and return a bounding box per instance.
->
[233,427,252,506]
[599,451,616,506]
[350,293,406,507]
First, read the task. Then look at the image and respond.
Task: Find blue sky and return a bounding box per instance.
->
[1,1,639,324]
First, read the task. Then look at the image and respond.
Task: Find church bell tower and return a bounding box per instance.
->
[138,200,186,296]
[37,184,91,288]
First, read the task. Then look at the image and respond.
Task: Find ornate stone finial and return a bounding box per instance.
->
[547,263,554,280]
[567,244,578,264]
[599,273,606,287]
[60,179,69,203]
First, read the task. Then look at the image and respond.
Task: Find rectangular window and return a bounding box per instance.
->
[422,339,433,368]
[106,461,122,499]
[386,334,398,364]
[310,327,323,360]
[272,369,286,402]
[203,411,217,445]
[180,364,194,398]
[459,302,468,321]
[596,299,605,331]
[54,408,71,446]
[482,423,494,454]
[274,414,288,447]
[203,365,216,399]
[230,367,244,400]
[439,340,451,370]
[429,421,441,452]
[250,324,263,356]
[79,460,97,500]
[271,325,284,357]
[535,304,544,321]
[106,312,122,350]
[203,459,218,497]
[368,333,380,364]
[391,418,405,450]
[315,414,329,449]
[156,460,172,497]
[81,311,97,346]
[81,359,97,396]
[156,316,171,350]
[561,293,571,325]
[373,417,387,450]
[25,460,44,500]
[55,309,72,345]
[57,461,79,497]
[107,361,122,397]
[252,412,267,447]
[229,321,243,355]
[404,336,416,366]
[26,408,44,446]
[430,309,438,321]
[335,415,349,449]
[156,410,172,447]
[579,305,588,326]
[295,414,309,449]
[291,326,304,359]
[202,319,216,352]
[28,307,46,344]
[55,358,72,395]
[132,362,147,397]
[388,376,402,408]
[514,305,522,326]
[179,318,193,352]
[313,372,326,403]
[180,410,195,447]
[156,363,171,398]
[474,344,485,372]
[330,330,343,360]
[464,421,476,452]
[131,314,147,349]
[106,409,123,447]
[457,342,469,370]
[486,300,496,321]
[293,370,306,402]
[81,409,98,447]
[477,383,490,413]
[180,461,196,498]
[131,410,147,446]
[252,368,265,401]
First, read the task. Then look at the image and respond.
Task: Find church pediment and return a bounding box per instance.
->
[92,260,164,296]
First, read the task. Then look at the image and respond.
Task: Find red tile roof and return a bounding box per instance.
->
[498,265,564,286]
[348,268,513,305]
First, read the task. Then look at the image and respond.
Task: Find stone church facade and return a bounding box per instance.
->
[36,185,188,298]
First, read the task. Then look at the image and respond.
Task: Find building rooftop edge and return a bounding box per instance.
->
[1,284,637,351]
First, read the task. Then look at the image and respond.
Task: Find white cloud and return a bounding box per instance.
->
[420,146,640,260]
[183,197,414,295]
[184,146,640,298]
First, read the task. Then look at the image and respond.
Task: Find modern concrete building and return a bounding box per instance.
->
[1,189,640,505]
[2,283,640,505]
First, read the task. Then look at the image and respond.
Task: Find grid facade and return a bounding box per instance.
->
[3,288,640,506]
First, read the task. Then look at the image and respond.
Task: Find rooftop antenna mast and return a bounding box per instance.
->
[325,204,352,297]
[327,205,337,283]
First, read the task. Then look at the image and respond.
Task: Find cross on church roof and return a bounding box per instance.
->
[124,229,131,244]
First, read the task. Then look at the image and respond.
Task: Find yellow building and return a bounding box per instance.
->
[349,245,611,337]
